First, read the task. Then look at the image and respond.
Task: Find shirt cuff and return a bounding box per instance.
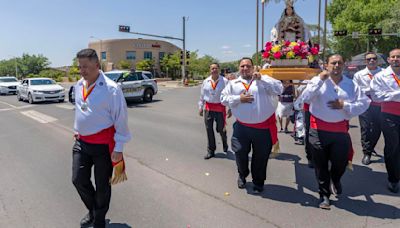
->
[343,102,351,113]
[114,142,124,153]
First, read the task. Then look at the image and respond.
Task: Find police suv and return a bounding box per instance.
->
[69,70,158,103]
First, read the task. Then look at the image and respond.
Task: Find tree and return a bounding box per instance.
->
[220,61,238,73]
[117,60,132,70]
[327,0,400,60]
[136,59,154,71]
[160,52,181,79]
[18,54,50,77]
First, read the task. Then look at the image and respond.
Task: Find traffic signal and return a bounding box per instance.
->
[334,30,347,36]
[180,50,184,60]
[186,51,190,59]
[119,25,130,32]
[368,28,382,35]
[186,61,189,65]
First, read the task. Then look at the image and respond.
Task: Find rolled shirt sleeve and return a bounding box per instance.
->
[111,87,132,152]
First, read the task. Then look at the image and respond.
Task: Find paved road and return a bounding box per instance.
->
[0,85,399,228]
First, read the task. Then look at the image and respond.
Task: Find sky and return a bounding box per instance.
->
[0,0,328,67]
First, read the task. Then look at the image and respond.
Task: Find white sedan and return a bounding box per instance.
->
[0,76,19,95]
[17,78,65,104]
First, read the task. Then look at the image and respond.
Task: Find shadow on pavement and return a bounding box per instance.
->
[106,219,132,227]
[126,99,162,108]
[214,150,235,161]
[248,152,400,219]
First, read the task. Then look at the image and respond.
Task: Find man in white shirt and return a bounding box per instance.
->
[221,57,283,193]
[302,54,370,209]
[199,63,230,159]
[353,52,382,165]
[370,48,400,193]
[72,49,131,228]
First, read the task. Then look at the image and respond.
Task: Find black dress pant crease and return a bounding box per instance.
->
[359,105,382,155]
[381,112,400,183]
[231,122,272,186]
[309,128,350,197]
[204,110,228,152]
[72,140,113,227]
[304,110,312,160]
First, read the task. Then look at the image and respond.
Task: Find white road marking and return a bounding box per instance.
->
[56,104,75,110]
[0,104,33,112]
[20,110,57,123]
[0,100,17,108]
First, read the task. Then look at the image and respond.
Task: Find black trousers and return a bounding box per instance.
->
[72,140,113,227]
[359,104,382,156]
[381,112,400,183]
[204,110,228,153]
[304,110,312,160]
[231,122,272,186]
[309,128,350,197]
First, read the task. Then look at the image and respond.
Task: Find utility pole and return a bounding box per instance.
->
[256,0,259,66]
[181,16,186,83]
[318,0,321,44]
[322,0,328,61]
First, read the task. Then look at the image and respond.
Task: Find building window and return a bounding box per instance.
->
[144,51,152,60]
[101,52,106,60]
[159,52,165,60]
[126,51,136,60]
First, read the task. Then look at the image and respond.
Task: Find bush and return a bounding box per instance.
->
[68,75,74,82]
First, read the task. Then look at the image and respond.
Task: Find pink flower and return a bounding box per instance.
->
[310,47,319,55]
[273,52,282,59]
[265,42,272,48]
[293,45,301,54]
[262,52,270,59]
[284,41,291,47]
[265,45,272,52]
[299,41,306,46]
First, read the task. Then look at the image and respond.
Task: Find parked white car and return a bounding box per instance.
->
[17,78,65,104]
[0,76,19,95]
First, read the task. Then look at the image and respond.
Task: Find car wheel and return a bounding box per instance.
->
[143,88,153,102]
[28,93,34,104]
[17,92,22,101]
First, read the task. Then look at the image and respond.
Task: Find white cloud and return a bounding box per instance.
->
[221,45,231,49]
[242,44,251,48]
[222,50,234,54]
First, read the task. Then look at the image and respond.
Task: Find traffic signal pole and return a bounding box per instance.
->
[182,16,186,84]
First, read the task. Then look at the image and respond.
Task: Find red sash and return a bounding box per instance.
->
[238,114,278,145]
[310,115,354,164]
[303,103,310,112]
[205,102,227,126]
[367,95,381,107]
[381,101,400,116]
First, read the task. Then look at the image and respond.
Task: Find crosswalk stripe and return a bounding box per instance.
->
[56,104,75,110]
[20,110,57,123]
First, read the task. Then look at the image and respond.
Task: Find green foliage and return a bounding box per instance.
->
[189,52,218,77]
[18,54,50,77]
[160,52,181,79]
[136,59,154,71]
[117,60,132,70]
[327,0,400,60]
[220,61,238,73]
[0,59,18,76]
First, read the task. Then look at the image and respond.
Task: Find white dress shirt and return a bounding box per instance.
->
[302,75,370,122]
[370,66,400,102]
[353,67,382,96]
[198,75,228,110]
[221,75,283,123]
[74,71,131,152]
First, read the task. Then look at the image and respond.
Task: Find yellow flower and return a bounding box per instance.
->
[308,55,314,62]
[271,45,281,53]
[286,51,295,58]
[290,42,298,47]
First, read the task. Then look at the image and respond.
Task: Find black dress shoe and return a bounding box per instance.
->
[388,182,399,193]
[253,184,264,193]
[223,146,229,153]
[362,154,371,165]
[204,152,215,160]
[237,177,246,189]
[80,212,94,228]
[319,196,330,210]
[330,181,342,196]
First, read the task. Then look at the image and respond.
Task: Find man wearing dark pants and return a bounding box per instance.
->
[353,52,382,165]
[199,63,230,159]
[221,57,282,193]
[72,49,131,228]
[371,48,400,193]
[302,54,370,209]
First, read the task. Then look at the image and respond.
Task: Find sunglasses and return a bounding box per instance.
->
[366,57,377,61]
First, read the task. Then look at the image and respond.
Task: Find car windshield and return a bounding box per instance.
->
[0,78,18,82]
[30,79,56,85]
[105,73,122,81]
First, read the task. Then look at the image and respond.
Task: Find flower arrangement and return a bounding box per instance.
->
[262,40,319,62]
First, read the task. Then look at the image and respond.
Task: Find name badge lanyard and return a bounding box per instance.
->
[81,82,96,111]
[392,73,400,87]
[241,79,254,94]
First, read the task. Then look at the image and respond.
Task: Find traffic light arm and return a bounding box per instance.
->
[120,29,183,41]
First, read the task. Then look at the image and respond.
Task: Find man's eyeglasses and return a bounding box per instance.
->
[366,57,377,61]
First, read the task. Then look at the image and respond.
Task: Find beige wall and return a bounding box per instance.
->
[88,38,180,73]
